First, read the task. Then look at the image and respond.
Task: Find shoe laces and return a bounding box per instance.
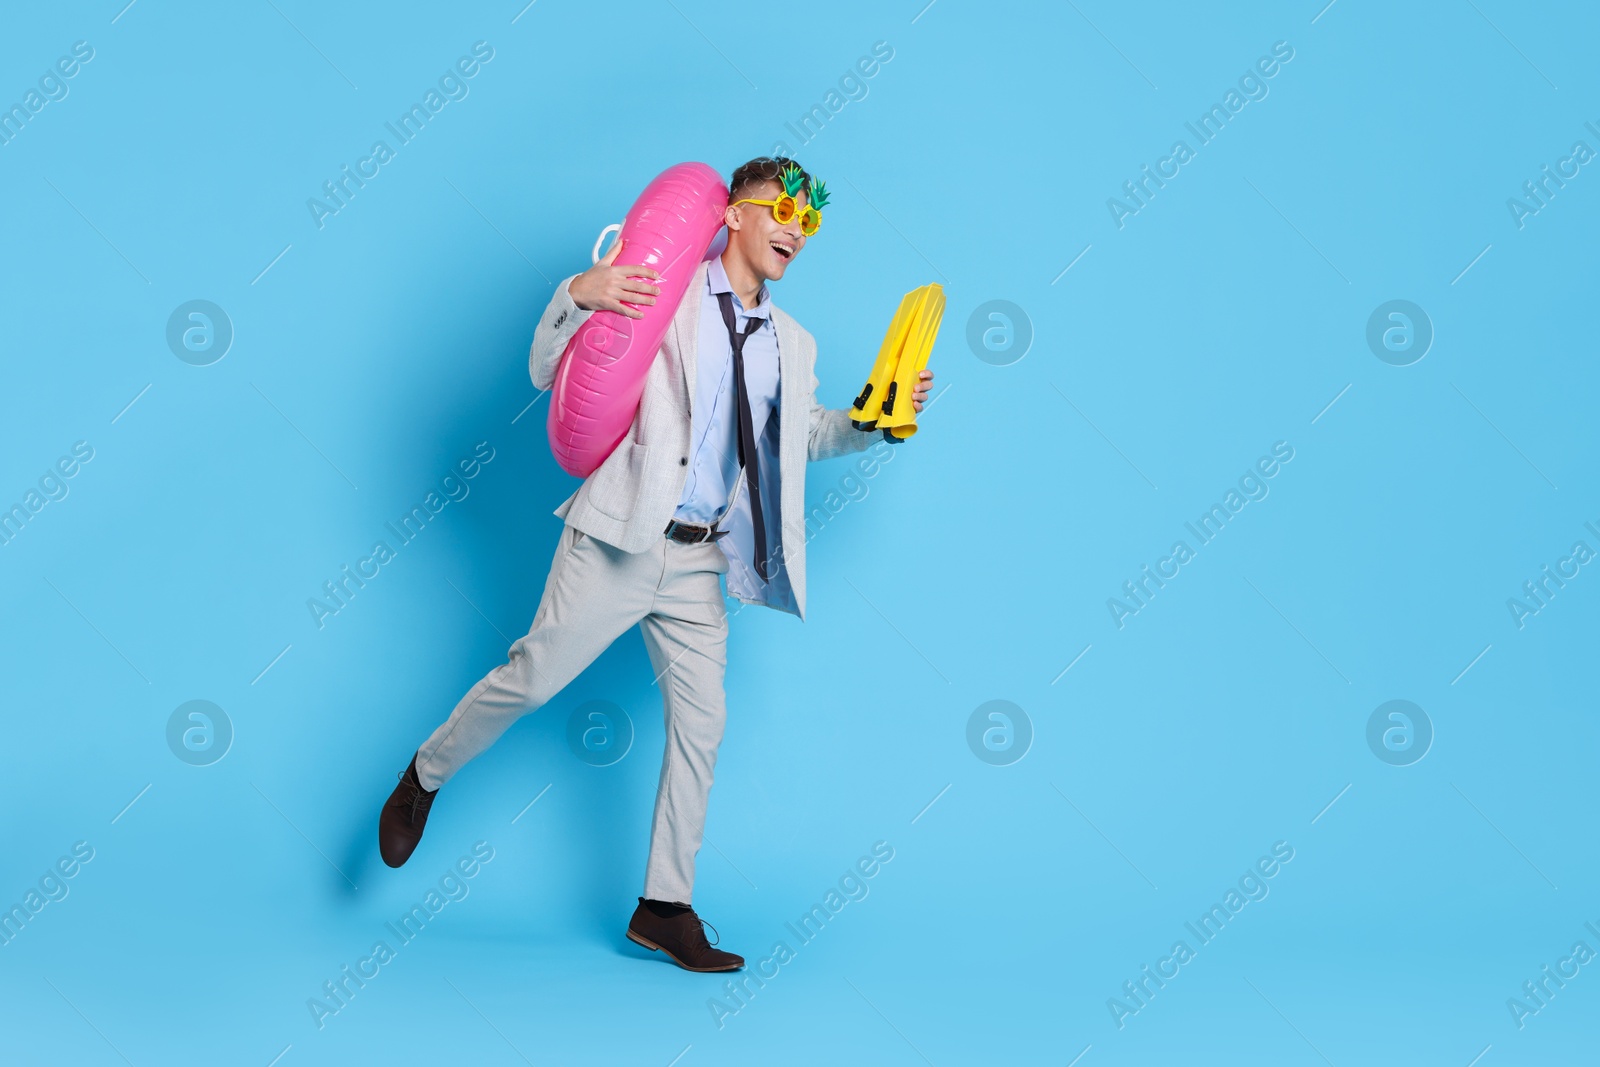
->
[398,769,436,825]
[688,913,720,948]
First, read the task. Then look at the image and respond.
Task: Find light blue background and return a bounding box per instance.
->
[2,1,1596,1064]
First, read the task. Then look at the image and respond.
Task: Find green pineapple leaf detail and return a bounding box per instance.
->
[806,177,830,210]
[779,163,807,197]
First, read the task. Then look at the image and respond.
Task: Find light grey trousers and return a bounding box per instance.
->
[413,523,730,904]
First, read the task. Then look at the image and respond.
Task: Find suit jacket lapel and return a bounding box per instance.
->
[673,261,711,407]
[774,308,800,495]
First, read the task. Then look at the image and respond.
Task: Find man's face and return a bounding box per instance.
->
[726,179,809,282]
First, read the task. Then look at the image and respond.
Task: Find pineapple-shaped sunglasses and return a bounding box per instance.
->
[731,163,829,237]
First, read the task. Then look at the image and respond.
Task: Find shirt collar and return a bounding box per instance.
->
[708,253,771,319]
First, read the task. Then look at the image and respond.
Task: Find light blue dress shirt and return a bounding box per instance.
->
[672,254,781,525]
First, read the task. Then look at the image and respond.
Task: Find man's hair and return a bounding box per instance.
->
[729,156,812,203]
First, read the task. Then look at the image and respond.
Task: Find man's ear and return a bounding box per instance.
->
[724,203,742,231]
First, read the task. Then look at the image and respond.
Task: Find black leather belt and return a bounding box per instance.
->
[664,520,728,544]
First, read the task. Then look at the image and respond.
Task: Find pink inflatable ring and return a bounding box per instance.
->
[547,162,728,478]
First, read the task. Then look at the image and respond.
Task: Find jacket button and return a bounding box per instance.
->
[679,456,688,466]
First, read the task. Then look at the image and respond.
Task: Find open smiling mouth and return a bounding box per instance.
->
[770,242,795,261]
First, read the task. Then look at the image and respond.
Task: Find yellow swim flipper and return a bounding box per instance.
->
[874,283,945,440]
[848,287,922,430]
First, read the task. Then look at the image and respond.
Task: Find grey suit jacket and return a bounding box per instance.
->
[528,259,875,621]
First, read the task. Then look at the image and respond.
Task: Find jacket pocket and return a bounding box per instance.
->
[586,441,648,521]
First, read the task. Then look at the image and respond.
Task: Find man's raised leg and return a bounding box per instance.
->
[379,525,653,867]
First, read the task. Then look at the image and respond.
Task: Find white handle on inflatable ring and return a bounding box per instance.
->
[591,222,623,264]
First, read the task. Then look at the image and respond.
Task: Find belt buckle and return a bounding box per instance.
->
[668,519,728,544]
[666,520,712,544]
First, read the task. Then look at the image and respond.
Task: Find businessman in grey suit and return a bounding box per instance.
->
[378,157,933,972]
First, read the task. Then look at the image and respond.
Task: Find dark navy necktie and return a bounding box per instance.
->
[715,291,769,581]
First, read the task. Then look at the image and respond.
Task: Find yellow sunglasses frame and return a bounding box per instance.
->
[731,194,822,236]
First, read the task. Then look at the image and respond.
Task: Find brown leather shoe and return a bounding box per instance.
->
[626,898,745,972]
[378,754,438,868]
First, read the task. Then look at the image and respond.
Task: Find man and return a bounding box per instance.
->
[377,157,934,972]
